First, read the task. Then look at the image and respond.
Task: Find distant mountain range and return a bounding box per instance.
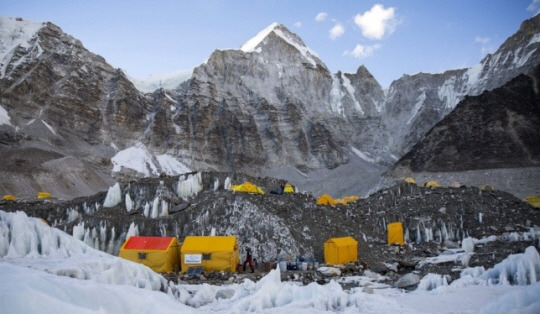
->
[0,15,538,199]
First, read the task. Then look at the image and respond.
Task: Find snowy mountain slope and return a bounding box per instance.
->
[128,68,193,93]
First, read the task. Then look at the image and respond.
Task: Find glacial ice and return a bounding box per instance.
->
[103,182,122,208]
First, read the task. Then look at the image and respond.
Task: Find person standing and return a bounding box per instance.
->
[243,247,254,273]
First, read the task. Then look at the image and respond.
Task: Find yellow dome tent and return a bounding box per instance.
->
[230,182,265,194]
[387,222,404,246]
[180,236,240,273]
[119,236,181,273]
[525,195,540,208]
[324,236,358,265]
[317,193,337,205]
[404,177,416,184]
[283,183,295,193]
[2,195,16,201]
[425,181,440,188]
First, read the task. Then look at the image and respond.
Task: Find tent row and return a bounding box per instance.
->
[404,178,497,190]
[119,235,240,274]
[2,192,53,202]
[316,194,359,205]
[119,222,405,273]
[230,182,295,195]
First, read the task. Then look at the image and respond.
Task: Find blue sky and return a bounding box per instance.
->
[1,0,538,87]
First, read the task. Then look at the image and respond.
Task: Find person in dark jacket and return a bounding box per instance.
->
[243,247,254,273]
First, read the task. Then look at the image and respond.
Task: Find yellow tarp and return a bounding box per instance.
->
[180,236,240,273]
[119,236,180,273]
[283,183,295,193]
[317,194,337,205]
[387,222,404,246]
[2,195,16,201]
[37,192,52,199]
[324,236,358,265]
[405,177,416,184]
[425,181,440,188]
[230,182,265,194]
[336,195,359,205]
[525,195,540,208]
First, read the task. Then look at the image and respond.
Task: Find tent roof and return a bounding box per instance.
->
[181,236,237,252]
[123,236,176,250]
[325,236,357,246]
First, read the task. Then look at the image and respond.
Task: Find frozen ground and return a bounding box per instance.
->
[1,210,539,313]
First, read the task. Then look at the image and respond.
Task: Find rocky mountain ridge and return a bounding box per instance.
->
[0,16,539,200]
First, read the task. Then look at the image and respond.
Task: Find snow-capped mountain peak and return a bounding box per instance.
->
[240,22,322,68]
[0,16,44,78]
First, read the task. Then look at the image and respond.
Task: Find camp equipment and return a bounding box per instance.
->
[324,236,358,265]
[425,181,440,188]
[119,236,180,273]
[2,195,16,201]
[404,177,416,184]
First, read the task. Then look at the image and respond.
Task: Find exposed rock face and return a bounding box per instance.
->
[382,15,540,157]
[394,65,540,172]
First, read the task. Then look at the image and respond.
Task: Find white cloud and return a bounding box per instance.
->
[527,0,540,15]
[315,12,328,22]
[354,4,397,40]
[344,44,381,58]
[475,36,490,44]
[294,21,302,28]
[329,23,345,39]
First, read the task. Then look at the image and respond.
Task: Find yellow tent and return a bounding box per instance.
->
[119,236,180,273]
[2,195,16,201]
[481,184,494,191]
[525,195,540,208]
[324,236,358,265]
[37,192,52,199]
[425,181,440,188]
[180,236,240,273]
[404,177,416,184]
[230,182,265,194]
[317,193,337,205]
[387,222,404,246]
[283,183,295,193]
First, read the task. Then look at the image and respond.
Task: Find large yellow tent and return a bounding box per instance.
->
[525,195,540,208]
[387,222,405,246]
[425,181,440,188]
[317,194,337,205]
[230,182,265,194]
[324,236,358,265]
[180,236,240,273]
[119,236,180,273]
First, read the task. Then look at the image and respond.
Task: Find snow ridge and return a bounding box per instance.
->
[0,16,43,78]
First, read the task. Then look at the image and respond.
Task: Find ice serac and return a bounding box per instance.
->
[175,23,384,173]
[382,15,540,158]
